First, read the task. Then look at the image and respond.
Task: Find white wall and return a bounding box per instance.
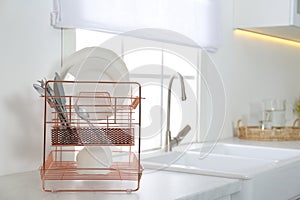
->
[211,0,300,138]
[0,0,61,175]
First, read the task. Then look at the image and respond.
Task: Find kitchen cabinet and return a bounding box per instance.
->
[234,0,292,28]
[234,0,300,42]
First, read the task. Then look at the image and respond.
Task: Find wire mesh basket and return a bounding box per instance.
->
[39,80,143,192]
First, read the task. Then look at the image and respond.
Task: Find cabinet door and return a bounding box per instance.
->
[234,0,291,28]
[294,0,300,25]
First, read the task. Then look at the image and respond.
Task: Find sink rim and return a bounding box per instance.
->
[141,143,300,180]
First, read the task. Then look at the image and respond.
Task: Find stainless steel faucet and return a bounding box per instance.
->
[165,72,191,152]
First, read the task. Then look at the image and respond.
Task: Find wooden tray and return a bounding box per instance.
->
[237,119,300,141]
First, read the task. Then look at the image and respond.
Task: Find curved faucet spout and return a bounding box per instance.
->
[168,72,186,102]
[165,72,189,152]
[166,73,187,132]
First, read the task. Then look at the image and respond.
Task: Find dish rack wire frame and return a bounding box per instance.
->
[40,80,143,192]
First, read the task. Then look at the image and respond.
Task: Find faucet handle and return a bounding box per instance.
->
[176,125,191,141]
[171,124,191,147]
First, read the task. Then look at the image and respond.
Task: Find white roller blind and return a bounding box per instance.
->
[51,0,222,51]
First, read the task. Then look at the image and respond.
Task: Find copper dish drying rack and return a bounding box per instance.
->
[40,80,143,192]
[237,119,300,141]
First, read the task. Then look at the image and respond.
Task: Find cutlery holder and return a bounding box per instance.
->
[39,81,143,192]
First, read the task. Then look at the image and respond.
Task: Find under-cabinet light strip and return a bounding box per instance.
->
[235,29,300,47]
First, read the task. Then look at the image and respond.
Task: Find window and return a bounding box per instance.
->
[74,29,201,151]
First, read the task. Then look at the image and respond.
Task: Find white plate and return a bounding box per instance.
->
[61,46,129,83]
[61,47,130,119]
[76,146,112,174]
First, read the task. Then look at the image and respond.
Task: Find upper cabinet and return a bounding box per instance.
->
[234,0,300,42]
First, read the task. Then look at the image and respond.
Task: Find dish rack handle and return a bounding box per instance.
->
[131,97,140,109]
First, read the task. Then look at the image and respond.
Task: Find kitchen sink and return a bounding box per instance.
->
[142,143,300,200]
[142,143,300,179]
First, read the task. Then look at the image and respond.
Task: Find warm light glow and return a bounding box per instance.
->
[235,29,300,47]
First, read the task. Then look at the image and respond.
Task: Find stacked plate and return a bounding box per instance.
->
[61,47,129,83]
[61,46,130,120]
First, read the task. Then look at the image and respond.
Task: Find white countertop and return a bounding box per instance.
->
[0,169,241,200]
[4,136,300,200]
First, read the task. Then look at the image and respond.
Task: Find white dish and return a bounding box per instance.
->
[61,47,129,83]
[76,146,112,174]
[61,47,130,119]
[61,47,129,99]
